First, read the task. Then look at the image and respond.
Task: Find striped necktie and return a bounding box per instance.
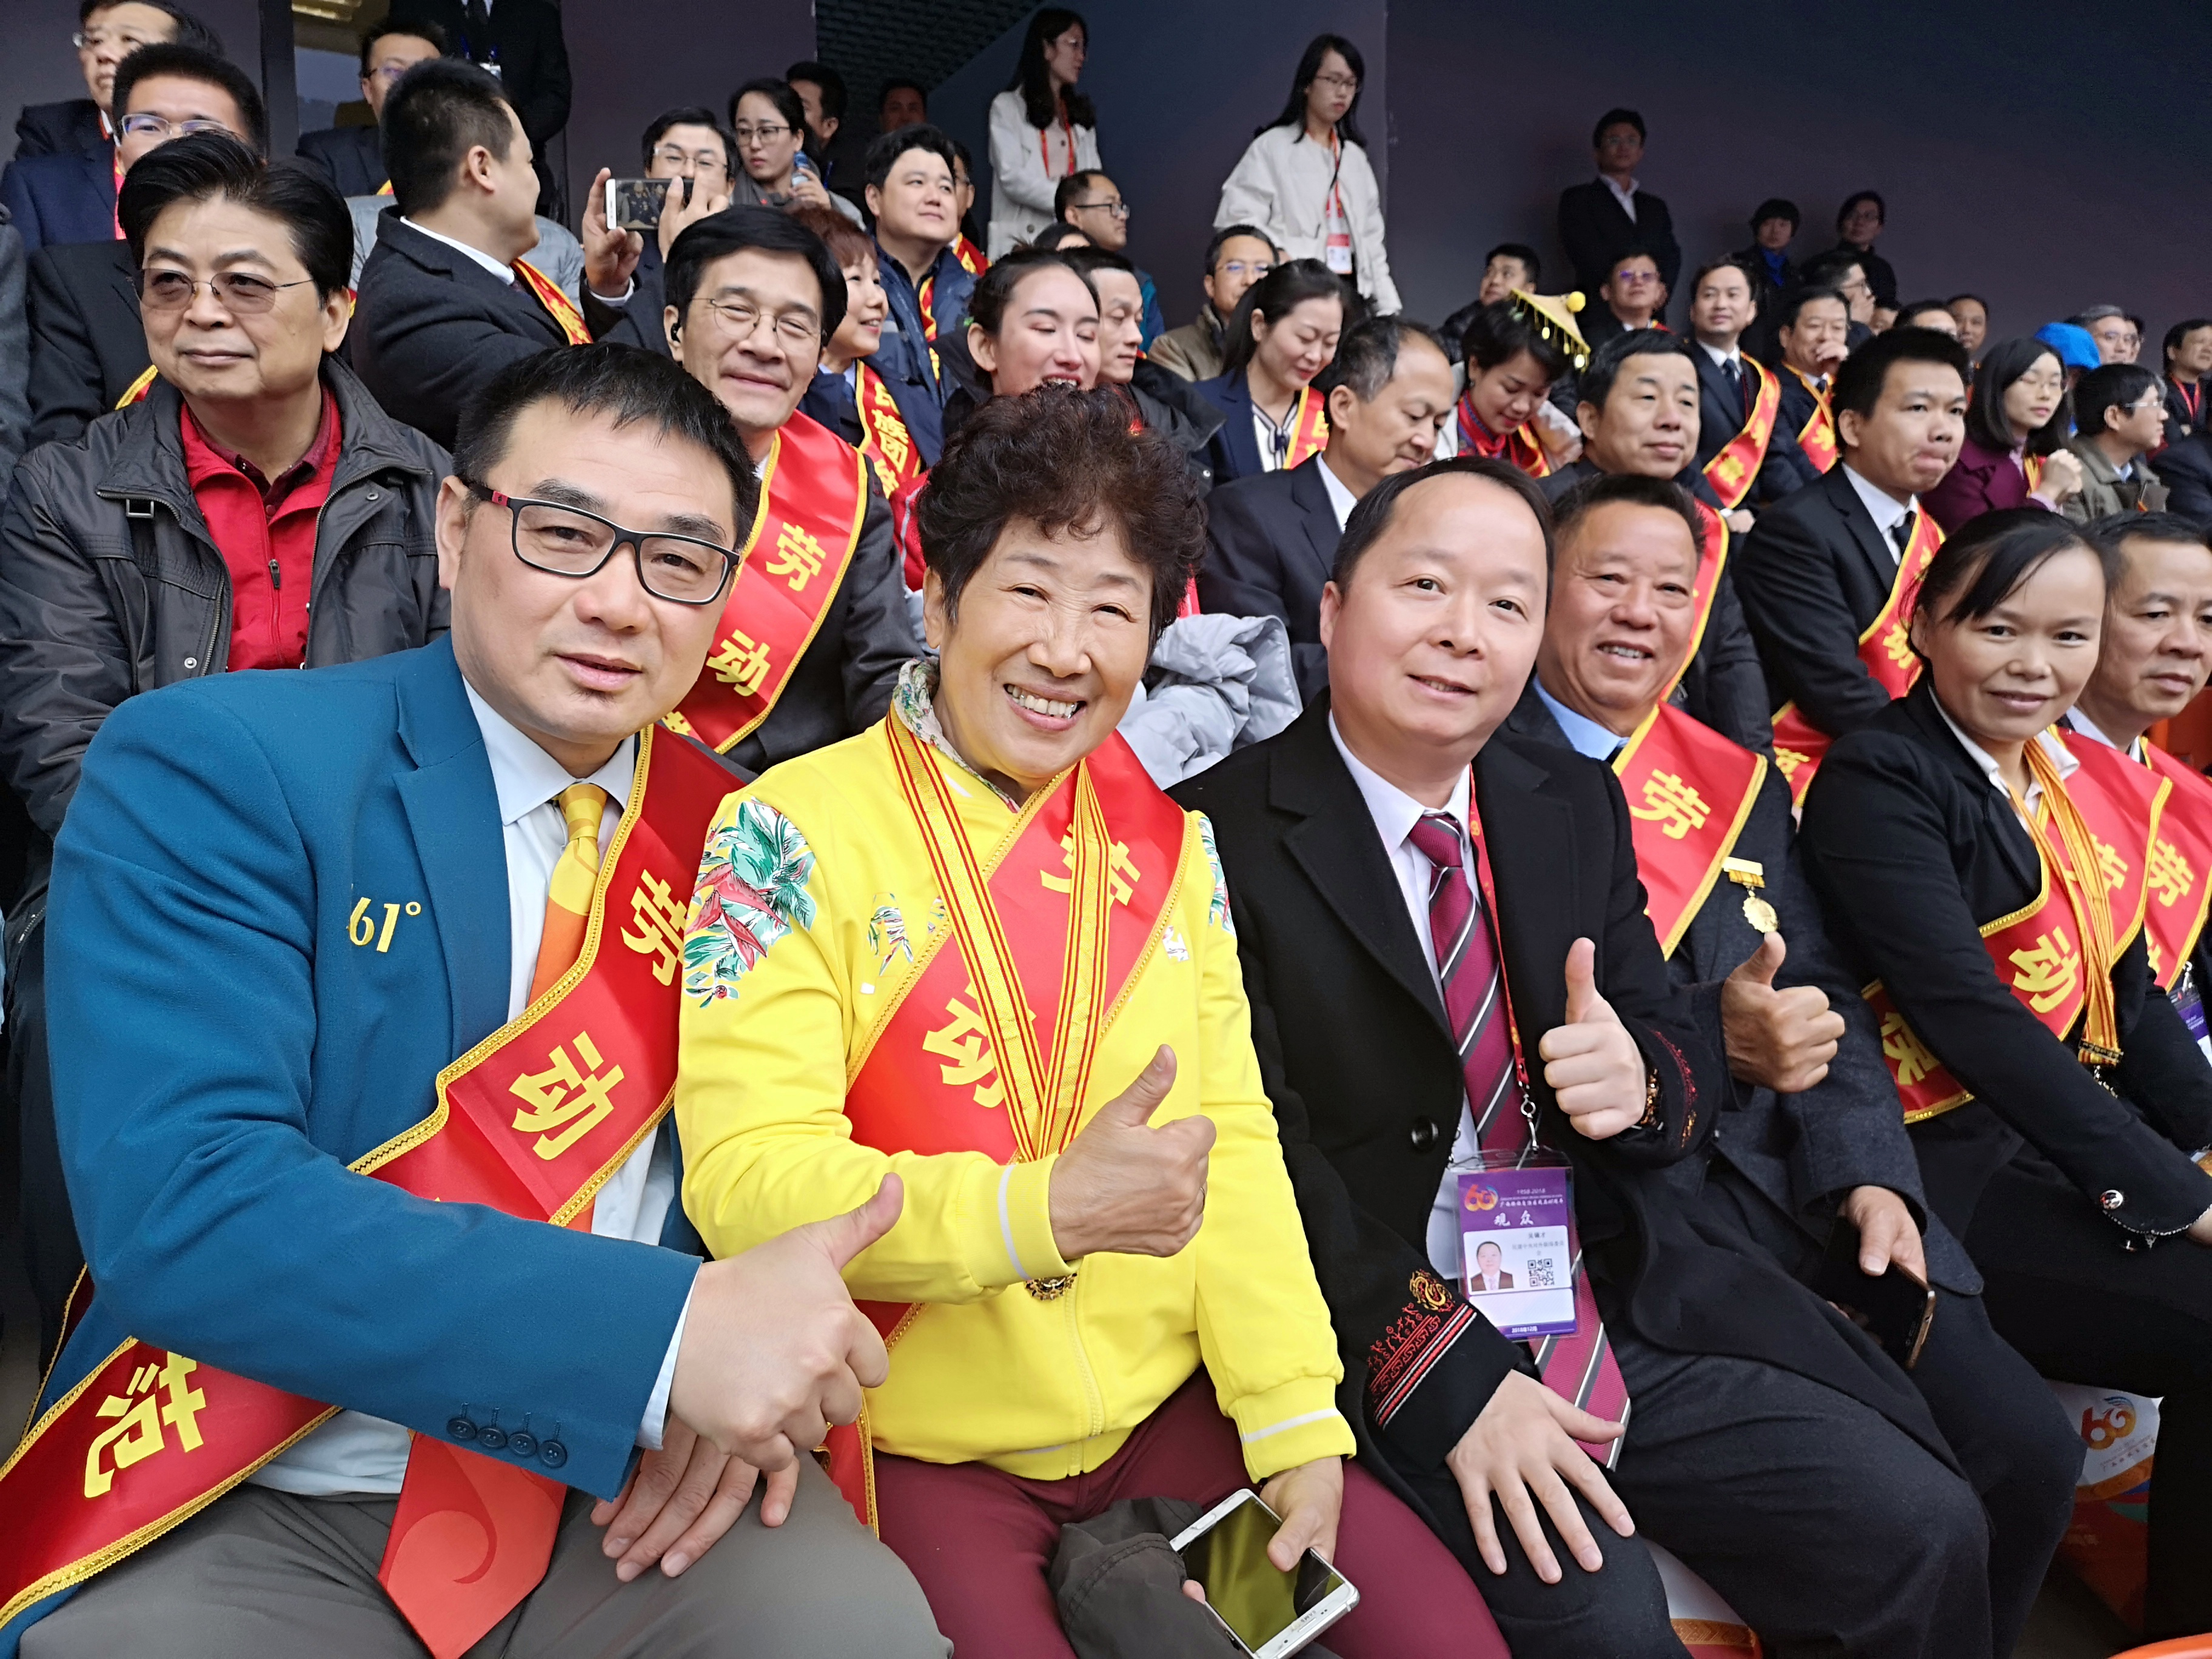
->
[1407,810,1631,1461]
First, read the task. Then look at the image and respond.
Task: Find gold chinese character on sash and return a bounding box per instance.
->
[1882,622,1914,669]
[509,1031,623,1160]
[2009,931,2081,1014]
[1880,1010,1940,1089]
[2093,836,2129,894]
[920,988,1004,1110]
[1774,746,1811,780]
[1039,831,1139,905]
[1713,453,1746,489]
[2151,837,2196,908]
[621,870,689,985]
[1627,772,1711,840]
[706,629,773,698]
[84,1352,205,1498]
[763,522,826,592]
[875,423,911,474]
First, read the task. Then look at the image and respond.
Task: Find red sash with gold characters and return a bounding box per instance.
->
[1770,508,1944,805]
[1664,504,1731,705]
[1612,703,1768,957]
[854,362,923,501]
[1787,367,1838,472]
[1453,394,1552,479]
[1282,385,1329,471]
[667,409,868,753]
[0,723,734,1650]
[822,717,1187,1526]
[513,258,592,346]
[1869,731,2156,1122]
[2140,745,2212,986]
[952,236,988,278]
[1703,357,1781,511]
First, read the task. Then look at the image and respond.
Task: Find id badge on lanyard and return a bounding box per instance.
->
[1455,1150,1578,1339]
[2174,961,2211,1062]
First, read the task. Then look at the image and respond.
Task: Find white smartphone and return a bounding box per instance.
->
[1169,1489,1358,1658]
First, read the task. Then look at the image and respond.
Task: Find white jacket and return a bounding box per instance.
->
[1215,124,1398,314]
[987,88,1101,258]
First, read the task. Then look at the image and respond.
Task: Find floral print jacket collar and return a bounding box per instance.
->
[891,657,1024,809]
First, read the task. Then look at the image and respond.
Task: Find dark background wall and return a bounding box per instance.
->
[6,0,2208,353]
[1384,0,2212,345]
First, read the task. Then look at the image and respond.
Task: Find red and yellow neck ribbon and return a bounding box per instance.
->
[513,258,591,346]
[1703,356,1781,510]
[2110,739,2212,989]
[1283,384,1330,471]
[1786,365,1838,472]
[1454,394,1552,479]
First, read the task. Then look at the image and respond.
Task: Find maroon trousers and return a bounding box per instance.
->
[874,1375,1509,1658]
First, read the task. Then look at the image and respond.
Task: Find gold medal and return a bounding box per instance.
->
[1742,893,1780,934]
[1724,857,1777,935]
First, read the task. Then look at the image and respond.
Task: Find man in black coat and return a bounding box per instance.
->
[1733,328,1969,765]
[1175,455,2033,1659]
[12,0,220,161]
[1555,109,1680,313]
[1198,317,1455,701]
[24,238,144,449]
[1686,257,1815,511]
[352,61,653,450]
[1538,330,1772,756]
[1507,472,2077,1658]
[389,0,571,215]
[293,22,445,198]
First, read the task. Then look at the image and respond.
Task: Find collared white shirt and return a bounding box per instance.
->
[1934,696,2077,819]
[1695,337,1743,374]
[401,215,518,286]
[1316,453,1359,529]
[1327,714,1484,1278]
[1841,463,1917,566]
[2065,705,2146,762]
[1534,675,1626,762]
[1601,175,1640,221]
[253,688,687,1497]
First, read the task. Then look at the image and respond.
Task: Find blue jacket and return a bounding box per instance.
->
[1193,368,1267,483]
[867,240,973,468]
[15,640,706,1649]
[0,150,115,253]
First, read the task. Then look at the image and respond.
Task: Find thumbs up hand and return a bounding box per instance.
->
[1721,932,1846,1093]
[1537,939,1651,1141]
[1048,1047,1216,1260]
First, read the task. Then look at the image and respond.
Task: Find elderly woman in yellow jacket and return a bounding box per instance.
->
[675,387,1506,1658]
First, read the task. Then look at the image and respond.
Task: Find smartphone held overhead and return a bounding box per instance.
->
[605,176,692,232]
[1171,1489,1358,1658]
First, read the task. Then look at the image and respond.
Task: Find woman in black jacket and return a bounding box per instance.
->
[1800,509,2212,1637]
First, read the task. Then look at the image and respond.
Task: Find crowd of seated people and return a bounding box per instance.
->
[7,8,2212,1658]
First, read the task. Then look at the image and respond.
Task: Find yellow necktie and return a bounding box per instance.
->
[529,783,607,1004]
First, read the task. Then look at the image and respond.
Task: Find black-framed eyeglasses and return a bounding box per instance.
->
[463,481,739,606]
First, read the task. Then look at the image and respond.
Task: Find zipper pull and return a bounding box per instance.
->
[268,557,282,590]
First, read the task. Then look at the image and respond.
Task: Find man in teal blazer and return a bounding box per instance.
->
[7,346,946,1657]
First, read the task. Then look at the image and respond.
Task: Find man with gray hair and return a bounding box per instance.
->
[1199,315,1456,698]
[2075,304,2139,365]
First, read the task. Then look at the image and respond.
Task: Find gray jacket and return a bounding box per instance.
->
[2062,434,2168,523]
[0,206,29,489]
[0,357,449,844]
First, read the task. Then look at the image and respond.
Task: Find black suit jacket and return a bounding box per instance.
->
[2156,428,2212,529]
[297,125,387,198]
[13,100,107,161]
[1191,368,1267,483]
[350,212,651,449]
[1540,459,1773,756]
[1772,366,1831,465]
[1828,242,1897,308]
[25,238,145,451]
[1800,680,2212,1242]
[0,150,114,253]
[1197,457,1338,701]
[1556,179,1681,303]
[1691,347,1815,508]
[1176,700,1952,1490]
[1733,463,1905,737]
[1729,243,1795,293]
[1504,683,1976,1291]
[389,0,570,147]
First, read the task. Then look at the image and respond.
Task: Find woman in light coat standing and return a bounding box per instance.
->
[1216,35,1398,315]
[987,8,1101,258]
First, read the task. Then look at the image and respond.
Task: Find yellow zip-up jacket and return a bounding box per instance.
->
[675,698,1353,1483]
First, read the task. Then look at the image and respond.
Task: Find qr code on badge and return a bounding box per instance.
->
[1524,1258,1558,1289]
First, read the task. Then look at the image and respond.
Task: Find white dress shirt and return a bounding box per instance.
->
[1840,463,1917,566]
[1316,454,1359,528]
[1326,716,1485,1278]
[253,688,688,1496]
[2065,705,2145,762]
[1601,175,1640,221]
[399,215,632,304]
[1696,337,1743,374]
[1934,697,2077,819]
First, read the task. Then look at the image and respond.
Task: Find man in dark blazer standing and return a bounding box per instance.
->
[1198,317,1455,702]
[353,61,654,451]
[12,0,220,160]
[295,21,446,198]
[1734,328,1969,756]
[1555,110,1680,315]
[1507,473,2077,1659]
[389,0,572,215]
[1176,455,2031,1659]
